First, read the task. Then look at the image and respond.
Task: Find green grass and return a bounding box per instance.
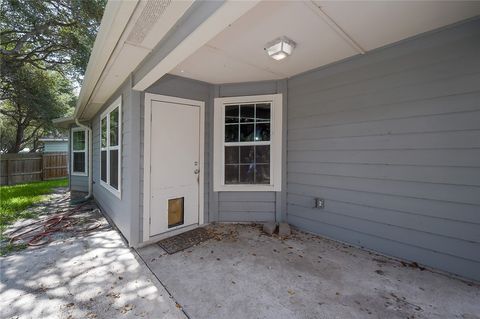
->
[0,242,28,256]
[0,178,68,228]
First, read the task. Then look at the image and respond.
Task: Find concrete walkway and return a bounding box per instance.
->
[0,190,186,319]
[137,224,480,319]
[2,190,479,319]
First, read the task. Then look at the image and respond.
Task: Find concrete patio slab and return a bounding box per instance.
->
[0,190,186,319]
[137,224,480,319]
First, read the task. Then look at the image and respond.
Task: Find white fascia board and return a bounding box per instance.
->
[133,0,260,91]
[74,0,139,120]
[52,116,75,128]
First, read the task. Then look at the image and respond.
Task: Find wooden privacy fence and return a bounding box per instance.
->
[0,153,68,186]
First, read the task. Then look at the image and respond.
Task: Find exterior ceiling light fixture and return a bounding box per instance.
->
[265,36,296,61]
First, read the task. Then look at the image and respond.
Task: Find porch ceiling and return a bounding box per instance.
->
[170,0,480,84]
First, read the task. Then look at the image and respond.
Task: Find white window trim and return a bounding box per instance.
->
[100,96,122,199]
[71,127,87,176]
[213,94,282,192]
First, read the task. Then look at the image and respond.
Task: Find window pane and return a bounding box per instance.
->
[255,164,270,184]
[255,123,270,141]
[239,164,254,184]
[110,149,119,189]
[225,105,239,123]
[239,146,254,164]
[225,124,239,142]
[225,165,239,184]
[223,101,273,186]
[73,152,85,172]
[240,124,254,141]
[72,131,85,151]
[240,104,255,123]
[256,104,271,122]
[255,145,270,164]
[110,108,119,146]
[101,117,107,148]
[225,146,239,164]
[101,150,107,182]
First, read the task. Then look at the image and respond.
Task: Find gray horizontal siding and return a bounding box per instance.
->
[91,78,135,244]
[218,192,276,222]
[286,18,480,281]
[70,175,88,192]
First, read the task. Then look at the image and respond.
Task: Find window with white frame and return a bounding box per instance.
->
[213,94,282,192]
[71,128,87,175]
[100,97,121,197]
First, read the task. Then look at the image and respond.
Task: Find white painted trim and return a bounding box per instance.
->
[74,0,138,119]
[71,127,88,176]
[213,94,283,192]
[143,93,205,242]
[99,96,122,199]
[133,0,260,91]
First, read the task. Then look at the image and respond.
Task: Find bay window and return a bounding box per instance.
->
[100,97,121,197]
[214,94,282,192]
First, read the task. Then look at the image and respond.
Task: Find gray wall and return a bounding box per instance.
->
[286,18,480,281]
[138,76,288,242]
[90,77,141,245]
[70,175,88,192]
[213,80,287,223]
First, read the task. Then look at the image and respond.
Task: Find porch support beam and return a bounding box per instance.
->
[132,0,260,91]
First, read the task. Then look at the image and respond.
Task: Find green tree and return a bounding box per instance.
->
[0,66,75,153]
[0,0,105,153]
[1,0,105,79]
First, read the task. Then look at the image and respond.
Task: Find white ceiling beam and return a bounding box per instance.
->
[133,0,261,91]
[305,0,366,55]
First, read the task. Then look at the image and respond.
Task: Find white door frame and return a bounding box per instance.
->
[143,93,205,242]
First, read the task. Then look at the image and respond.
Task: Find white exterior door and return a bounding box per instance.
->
[149,100,201,236]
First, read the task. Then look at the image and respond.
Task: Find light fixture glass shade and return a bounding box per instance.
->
[265,36,296,61]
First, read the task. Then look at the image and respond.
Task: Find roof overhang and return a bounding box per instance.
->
[74,0,195,120]
[52,116,75,129]
[74,0,138,120]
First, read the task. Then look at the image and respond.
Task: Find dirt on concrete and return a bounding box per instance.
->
[3,190,479,319]
[138,223,480,319]
[0,189,186,319]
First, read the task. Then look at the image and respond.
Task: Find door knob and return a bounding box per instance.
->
[194,169,200,174]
